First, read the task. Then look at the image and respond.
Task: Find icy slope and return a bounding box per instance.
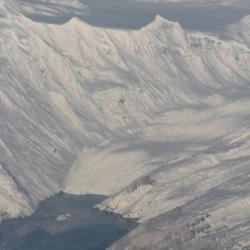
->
[0,163,31,219]
[230,15,250,47]
[66,15,250,197]
[98,17,250,249]
[108,133,250,249]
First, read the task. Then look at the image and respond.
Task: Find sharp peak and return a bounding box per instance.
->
[65,15,181,31]
[154,15,176,25]
[142,14,182,31]
[239,15,250,25]
[229,14,250,34]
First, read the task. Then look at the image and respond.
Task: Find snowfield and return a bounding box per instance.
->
[0,0,250,248]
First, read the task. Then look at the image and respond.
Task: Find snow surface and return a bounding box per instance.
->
[0,0,250,248]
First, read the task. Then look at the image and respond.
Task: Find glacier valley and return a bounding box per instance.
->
[0,0,250,249]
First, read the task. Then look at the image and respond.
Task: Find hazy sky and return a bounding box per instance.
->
[21,0,250,33]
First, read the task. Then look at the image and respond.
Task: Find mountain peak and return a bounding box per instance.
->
[143,14,182,32]
[239,14,250,26]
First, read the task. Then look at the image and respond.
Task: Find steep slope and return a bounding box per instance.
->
[97,15,250,250]
[0,162,32,219]
[230,15,250,47]
[65,15,250,195]
[66,14,250,201]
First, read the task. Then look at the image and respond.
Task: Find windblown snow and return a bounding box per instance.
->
[0,0,250,248]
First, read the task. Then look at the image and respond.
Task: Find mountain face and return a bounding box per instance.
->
[0,0,250,248]
[231,15,250,47]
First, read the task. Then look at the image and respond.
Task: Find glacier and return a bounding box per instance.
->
[0,0,250,249]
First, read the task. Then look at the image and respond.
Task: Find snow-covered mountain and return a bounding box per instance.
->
[230,15,250,47]
[0,0,250,248]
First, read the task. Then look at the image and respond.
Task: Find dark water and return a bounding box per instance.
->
[0,193,137,250]
[20,0,250,33]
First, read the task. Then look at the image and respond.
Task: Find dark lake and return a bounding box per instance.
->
[0,193,137,250]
